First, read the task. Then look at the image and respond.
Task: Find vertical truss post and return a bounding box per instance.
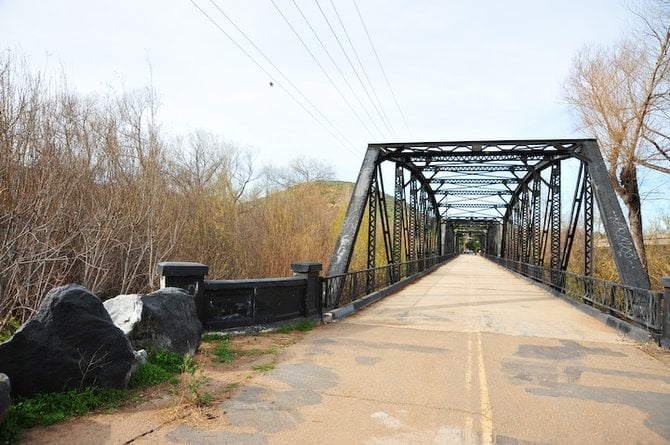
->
[366,170,377,293]
[408,177,418,266]
[583,169,593,276]
[444,220,455,254]
[435,205,442,256]
[419,188,428,260]
[509,202,519,261]
[549,161,562,287]
[514,199,522,261]
[500,216,509,258]
[531,171,542,266]
[583,168,594,300]
[521,184,532,264]
[392,163,405,281]
[489,222,501,256]
[519,184,533,275]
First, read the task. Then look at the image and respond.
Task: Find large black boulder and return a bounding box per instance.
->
[0,373,9,424]
[104,287,202,356]
[0,284,140,397]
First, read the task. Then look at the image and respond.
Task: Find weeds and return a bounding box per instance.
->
[220,382,239,396]
[128,361,178,388]
[0,319,21,343]
[201,332,229,342]
[128,349,188,389]
[212,339,235,363]
[252,364,275,373]
[209,338,284,364]
[187,370,213,407]
[0,349,197,444]
[272,319,317,334]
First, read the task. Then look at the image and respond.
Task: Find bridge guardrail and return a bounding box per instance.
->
[157,262,321,330]
[322,254,455,310]
[486,255,664,334]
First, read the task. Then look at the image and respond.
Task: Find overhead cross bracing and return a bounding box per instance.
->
[374,139,587,222]
[328,139,650,291]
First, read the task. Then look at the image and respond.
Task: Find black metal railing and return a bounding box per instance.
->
[322,254,455,310]
[487,256,664,333]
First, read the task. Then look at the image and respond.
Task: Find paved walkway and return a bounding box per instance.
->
[161,256,669,444]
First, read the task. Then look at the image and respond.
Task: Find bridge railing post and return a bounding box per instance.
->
[156,262,209,322]
[662,277,670,349]
[291,262,323,319]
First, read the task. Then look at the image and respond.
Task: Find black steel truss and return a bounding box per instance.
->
[328,139,650,292]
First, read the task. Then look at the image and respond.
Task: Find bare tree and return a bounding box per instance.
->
[565,0,670,271]
[263,156,334,190]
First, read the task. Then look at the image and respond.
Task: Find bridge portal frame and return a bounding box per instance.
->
[327,139,650,290]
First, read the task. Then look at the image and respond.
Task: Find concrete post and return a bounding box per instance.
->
[291,262,323,318]
[662,277,670,349]
[156,262,209,322]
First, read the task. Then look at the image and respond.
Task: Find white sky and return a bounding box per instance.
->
[0,0,636,179]
[4,0,668,225]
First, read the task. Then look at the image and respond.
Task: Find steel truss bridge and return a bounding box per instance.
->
[327,139,650,294]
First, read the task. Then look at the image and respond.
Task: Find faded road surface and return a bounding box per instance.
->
[145,256,670,443]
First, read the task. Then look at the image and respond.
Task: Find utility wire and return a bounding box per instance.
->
[353,0,412,138]
[327,0,396,137]
[206,0,357,152]
[189,0,360,155]
[207,0,362,154]
[268,0,381,140]
[289,0,385,141]
[313,0,392,138]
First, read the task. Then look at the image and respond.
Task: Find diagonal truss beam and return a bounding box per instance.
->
[327,147,380,277]
[582,141,649,289]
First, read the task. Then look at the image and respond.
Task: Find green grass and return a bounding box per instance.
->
[252,364,275,373]
[0,387,127,444]
[201,332,229,342]
[0,318,21,342]
[128,349,193,388]
[272,319,317,334]
[128,362,178,388]
[209,339,284,364]
[0,348,193,444]
[212,339,235,363]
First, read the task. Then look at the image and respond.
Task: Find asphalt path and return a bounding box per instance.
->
[161,255,670,444]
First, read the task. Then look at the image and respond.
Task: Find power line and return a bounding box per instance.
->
[313,0,392,138]
[352,0,412,138]
[206,0,356,151]
[189,0,360,156]
[327,0,396,137]
[205,0,361,154]
[289,0,384,141]
[268,0,381,140]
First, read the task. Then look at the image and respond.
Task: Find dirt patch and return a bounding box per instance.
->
[19,330,309,444]
[639,340,670,368]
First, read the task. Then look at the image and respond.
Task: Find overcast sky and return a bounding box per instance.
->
[1,0,638,178]
[5,0,669,225]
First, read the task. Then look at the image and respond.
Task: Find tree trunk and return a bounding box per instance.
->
[619,164,648,271]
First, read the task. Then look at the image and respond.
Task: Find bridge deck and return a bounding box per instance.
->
[176,256,670,443]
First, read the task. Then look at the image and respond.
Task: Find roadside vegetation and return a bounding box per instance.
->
[0,349,190,443]
[0,319,318,444]
[564,0,670,279]
[0,50,354,330]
